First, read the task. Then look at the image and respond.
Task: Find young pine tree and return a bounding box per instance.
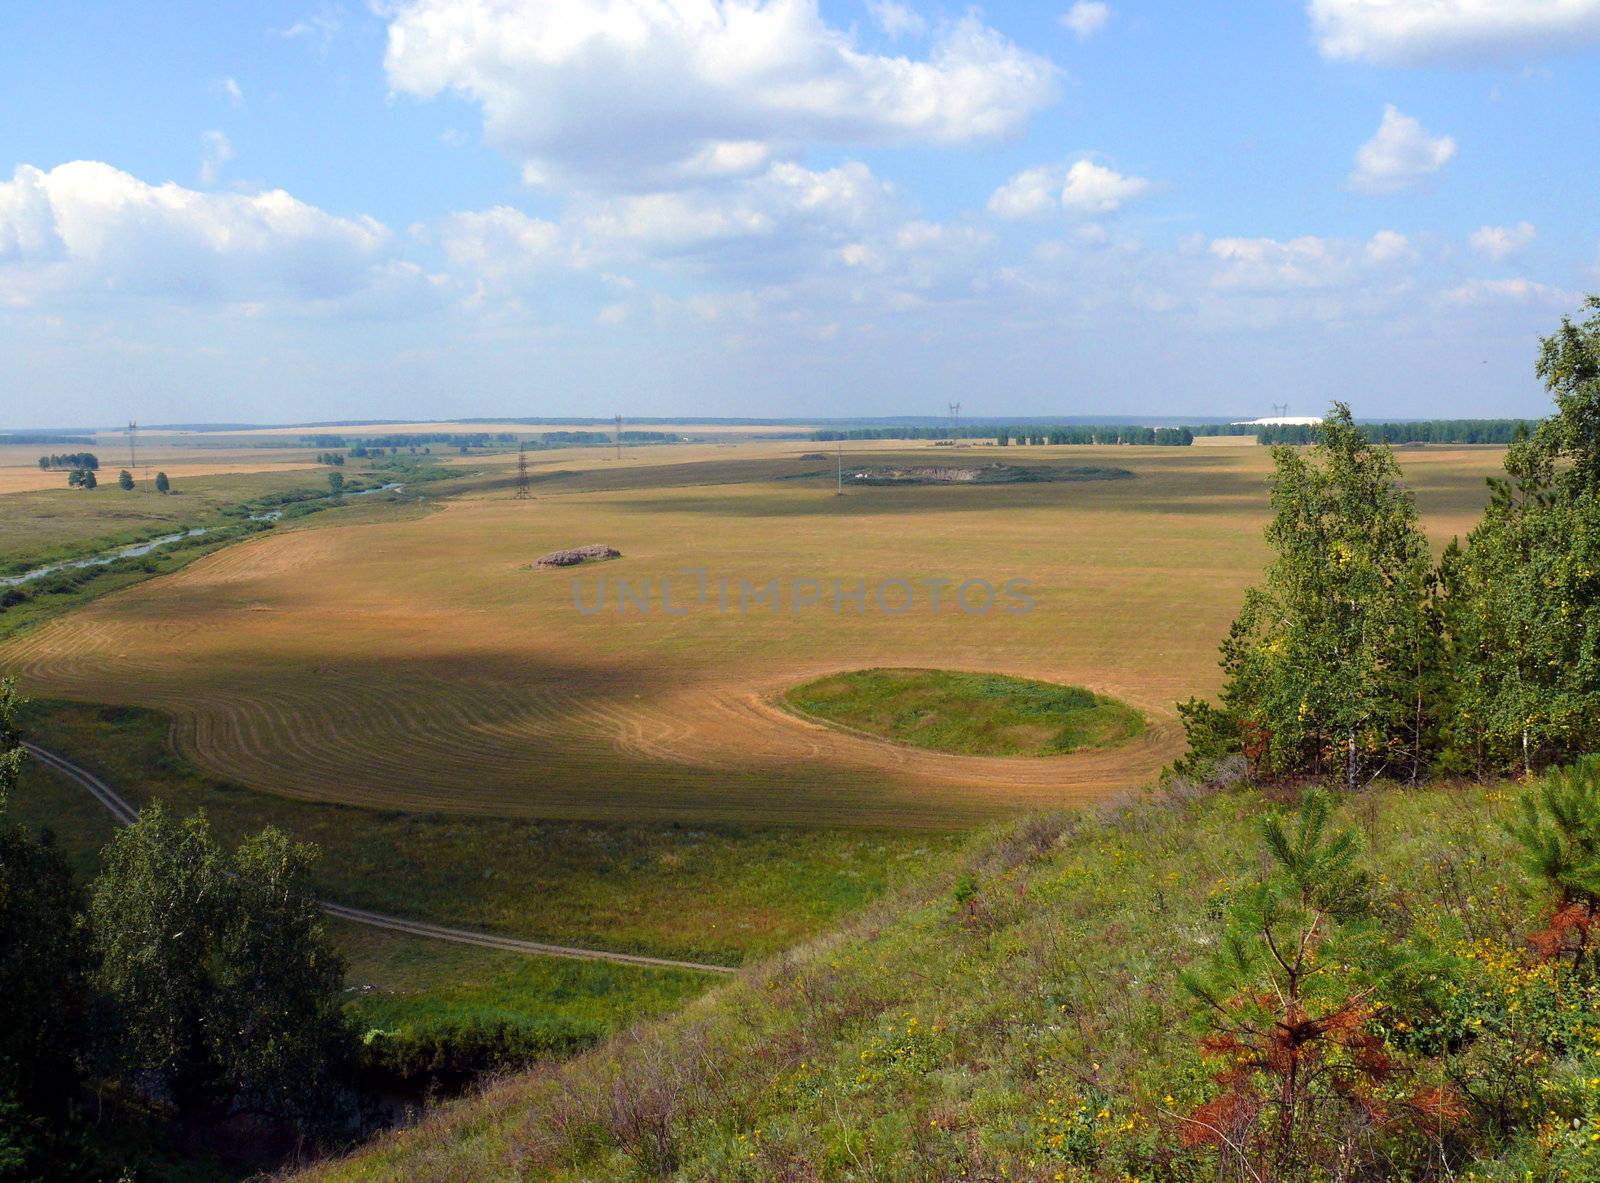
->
[1181,792,1445,1179]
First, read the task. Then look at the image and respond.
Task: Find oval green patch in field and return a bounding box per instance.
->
[781,668,1144,757]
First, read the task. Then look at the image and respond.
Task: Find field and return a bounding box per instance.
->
[1,440,1505,829]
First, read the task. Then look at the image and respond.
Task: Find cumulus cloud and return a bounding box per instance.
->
[989,159,1150,219]
[382,0,1059,190]
[578,162,894,252]
[1348,105,1455,194]
[1470,221,1536,261]
[1207,231,1415,291]
[1060,2,1111,39]
[1309,0,1600,65]
[437,206,580,280]
[0,161,414,308]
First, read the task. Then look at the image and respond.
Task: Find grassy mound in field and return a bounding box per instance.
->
[783,668,1144,756]
[299,773,1600,1183]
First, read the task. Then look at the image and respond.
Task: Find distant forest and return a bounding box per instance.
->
[810,425,1196,445]
[812,418,1541,447]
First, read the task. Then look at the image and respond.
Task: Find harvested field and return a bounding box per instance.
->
[0,441,1508,830]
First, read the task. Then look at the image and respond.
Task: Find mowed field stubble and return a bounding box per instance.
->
[0,440,1508,831]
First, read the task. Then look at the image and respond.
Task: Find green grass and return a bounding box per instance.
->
[0,476,434,641]
[337,920,711,1056]
[13,699,960,966]
[299,777,1581,1183]
[784,667,1145,756]
[0,468,342,573]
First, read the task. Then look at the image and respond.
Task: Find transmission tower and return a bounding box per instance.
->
[615,413,623,461]
[948,401,961,440]
[126,420,139,483]
[1272,402,1289,418]
[514,440,531,499]
[836,438,844,497]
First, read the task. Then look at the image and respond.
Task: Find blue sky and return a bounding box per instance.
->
[2,0,1598,427]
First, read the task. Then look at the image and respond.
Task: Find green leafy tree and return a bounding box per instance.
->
[210,827,349,1128]
[0,679,94,1173]
[117,469,134,491]
[80,469,96,490]
[154,471,169,494]
[91,807,351,1130]
[92,805,228,1112]
[1207,404,1438,787]
[328,471,345,496]
[1440,299,1600,774]
[0,679,21,814]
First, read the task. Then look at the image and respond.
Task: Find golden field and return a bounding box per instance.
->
[0,440,1507,831]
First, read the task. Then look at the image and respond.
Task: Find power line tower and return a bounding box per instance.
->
[126,420,139,483]
[1272,402,1289,418]
[514,440,531,499]
[948,401,961,441]
[614,413,623,461]
[836,438,844,497]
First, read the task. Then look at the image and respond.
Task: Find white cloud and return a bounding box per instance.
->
[1060,2,1111,40]
[867,0,926,38]
[1062,160,1149,212]
[198,130,235,185]
[989,158,1150,219]
[1309,0,1600,65]
[1208,231,1415,291]
[580,162,894,252]
[1470,221,1536,261]
[0,161,410,308]
[1364,228,1417,264]
[1348,105,1455,194]
[214,77,244,107]
[437,206,580,280]
[382,0,1059,190]
[1441,276,1575,305]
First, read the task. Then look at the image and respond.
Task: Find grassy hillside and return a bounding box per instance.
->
[298,770,1599,1183]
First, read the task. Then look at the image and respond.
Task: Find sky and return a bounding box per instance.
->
[2,0,1598,428]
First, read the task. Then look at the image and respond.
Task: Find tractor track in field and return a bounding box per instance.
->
[22,740,738,977]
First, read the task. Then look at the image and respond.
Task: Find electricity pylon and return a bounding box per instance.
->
[514,441,531,499]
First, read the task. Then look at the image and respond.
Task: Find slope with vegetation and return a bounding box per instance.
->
[298,300,1600,1182]
[297,766,1600,1183]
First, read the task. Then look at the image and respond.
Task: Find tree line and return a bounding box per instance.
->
[1252,418,1539,446]
[1181,298,1600,785]
[37,452,99,470]
[811,425,1195,445]
[998,425,1194,446]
